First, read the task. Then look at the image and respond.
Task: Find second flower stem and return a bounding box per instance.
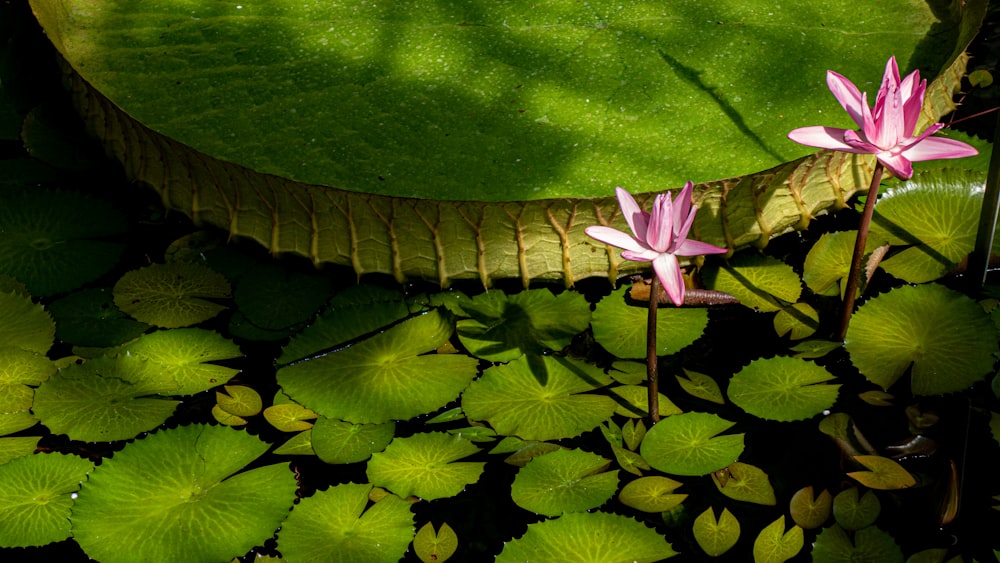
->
[836,161,884,341]
[647,276,661,424]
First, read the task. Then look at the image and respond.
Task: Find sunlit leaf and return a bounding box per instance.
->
[676,369,725,404]
[414,522,458,563]
[0,436,42,465]
[264,402,319,432]
[619,476,685,513]
[591,285,708,359]
[113,262,231,328]
[462,354,616,441]
[728,356,839,422]
[211,404,247,426]
[511,448,618,516]
[0,291,55,355]
[832,487,881,531]
[752,516,803,563]
[789,486,832,530]
[703,254,801,312]
[311,417,395,464]
[456,288,591,362]
[847,455,916,491]
[609,385,682,418]
[272,430,315,456]
[845,284,998,395]
[611,444,651,476]
[622,419,647,451]
[692,507,740,557]
[640,412,744,476]
[367,432,485,501]
[0,453,93,547]
[496,512,676,562]
[122,328,243,395]
[216,385,263,417]
[773,302,819,340]
[277,482,414,563]
[712,462,776,505]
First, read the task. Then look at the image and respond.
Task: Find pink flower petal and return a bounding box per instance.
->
[652,253,685,307]
[875,152,914,180]
[622,249,659,262]
[826,70,866,129]
[788,126,865,152]
[672,181,695,230]
[675,239,728,257]
[585,226,648,254]
[901,135,979,162]
[615,187,649,244]
[646,193,674,253]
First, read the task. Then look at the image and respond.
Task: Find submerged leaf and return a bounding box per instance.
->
[496,511,676,562]
[48,288,149,347]
[511,448,619,516]
[367,432,485,500]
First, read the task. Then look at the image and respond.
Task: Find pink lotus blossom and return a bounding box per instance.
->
[586,183,727,306]
[788,56,977,179]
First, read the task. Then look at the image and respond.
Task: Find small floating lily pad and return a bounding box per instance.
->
[456,288,591,362]
[511,448,618,516]
[832,487,881,530]
[619,476,686,513]
[703,254,802,312]
[845,284,998,395]
[72,425,297,563]
[693,507,740,557]
[753,516,803,563]
[462,354,616,441]
[727,356,839,422]
[676,369,725,404]
[0,452,94,547]
[413,522,458,563]
[311,416,395,464]
[113,262,232,328]
[640,412,744,476]
[496,511,676,562]
[277,482,414,563]
[811,524,903,563]
[278,309,478,424]
[712,462,776,505]
[591,285,709,359]
[847,455,916,491]
[367,432,485,501]
[789,486,832,530]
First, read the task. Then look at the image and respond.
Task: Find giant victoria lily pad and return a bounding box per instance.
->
[28,0,984,286]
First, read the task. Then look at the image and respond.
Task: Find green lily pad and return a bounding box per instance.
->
[122,328,243,395]
[0,190,126,297]
[264,403,319,432]
[789,486,832,530]
[847,455,916,491]
[693,507,740,557]
[811,524,903,563]
[277,482,414,563]
[773,302,819,340]
[273,430,315,456]
[278,309,478,424]
[712,461,776,505]
[676,369,725,404]
[0,452,94,547]
[311,417,395,465]
[462,354,616,441]
[611,444,651,476]
[456,288,590,362]
[414,522,458,563]
[113,262,232,328]
[869,173,983,283]
[215,385,263,417]
[640,412,744,476]
[727,356,840,422]
[608,385,683,418]
[845,284,998,395]
[72,425,297,563]
[31,356,181,442]
[802,230,884,298]
[703,254,802,312]
[591,285,709,359]
[233,262,332,331]
[753,516,803,563]
[0,436,42,464]
[622,419,647,451]
[47,288,150,347]
[511,448,619,516]
[367,432,485,501]
[0,291,55,354]
[496,511,676,563]
[832,487,881,531]
[619,476,686,513]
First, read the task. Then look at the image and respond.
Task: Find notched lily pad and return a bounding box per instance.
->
[832,487,881,530]
[113,262,232,328]
[619,475,686,513]
[703,254,802,312]
[790,486,832,529]
[640,412,744,476]
[0,452,94,547]
[591,285,709,359]
[511,448,619,516]
[712,461,776,505]
[693,507,740,557]
[122,328,243,395]
[753,516,803,563]
[811,524,903,563]
[847,455,916,491]
[0,290,55,354]
[367,432,485,501]
[727,356,839,422]
[311,416,395,464]
[414,522,458,563]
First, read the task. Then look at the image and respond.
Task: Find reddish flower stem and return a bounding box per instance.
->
[647,276,661,424]
[836,162,884,341]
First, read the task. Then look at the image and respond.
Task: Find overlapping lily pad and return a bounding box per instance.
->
[311,417,396,465]
[462,354,616,441]
[640,412,744,476]
[727,357,840,422]
[703,254,802,312]
[367,432,485,500]
[496,511,676,562]
[0,346,54,436]
[122,328,243,395]
[278,309,478,424]
[277,482,414,563]
[619,476,686,513]
[72,425,297,563]
[0,452,93,547]
[47,288,150,347]
[511,448,619,516]
[845,284,998,395]
[591,285,709,359]
[456,288,591,361]
[0,290,55,354]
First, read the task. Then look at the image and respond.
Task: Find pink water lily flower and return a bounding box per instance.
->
[586,182,727,306]
[788,56,977,179]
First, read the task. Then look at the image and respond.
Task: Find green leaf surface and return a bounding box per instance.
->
[591,285,709,359]
[47,288,150,347]
[496,511,676,563]
[703,254,802,312]
[456,288,591,361]
[811,524,903,563]
[693,507,740,557]
[414,522,458,563]
[712,461,776,505]
[727,356,839,422]
[311,417,395,464]
[845,284,998,395]
[122,328,243,395]
[367,432,485,500]
[216,385,263,417]
[789,486,832,530]
[0,190,126,297]
[278,309,478,424]
[622,418,646,451]
[511,448,619,516]
[113,262,231,328]
[676,369,725,404]
[609,385,683,418]
[847,455,916,491]
[0,453,93,547]
[0,291,55,354]
[264,403,318,432]
[640,412,744,476]
[277,482,414,563]
[773,302,819,340]
[72,425,296,563]
[462,354,616,441]
[272,430,315,456]
[0,436,42,465]
[753,516,803,563]
[619,476,686,513]
[832,487,881,531]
